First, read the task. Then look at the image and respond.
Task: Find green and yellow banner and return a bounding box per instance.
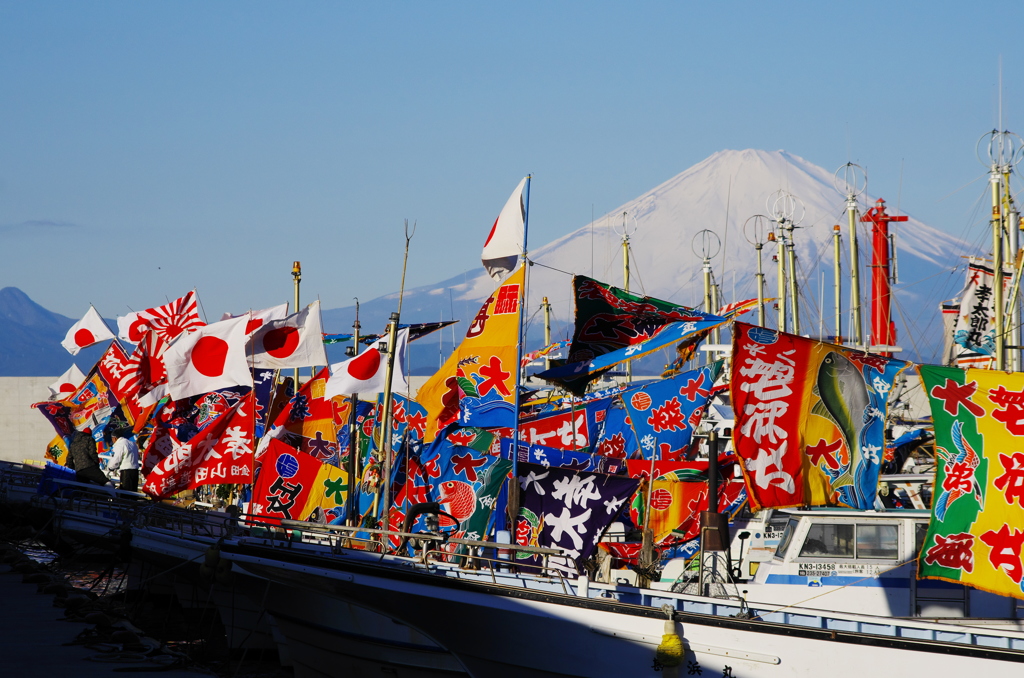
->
[919,365,1024,599]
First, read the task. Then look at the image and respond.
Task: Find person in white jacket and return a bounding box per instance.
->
[108,428,140,492]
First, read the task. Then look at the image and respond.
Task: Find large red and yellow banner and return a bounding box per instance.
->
[731,323,908,511]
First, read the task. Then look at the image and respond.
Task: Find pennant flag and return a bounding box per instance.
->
[49,364,86,399]
[953,257,1014,357]
[537,316,724,384]
[548,276,711,394]
[481,177,527,282]
[251,368,277,439]
[621,363,720,461]
[163,315,252,401]
[250,438,347,524]
[221,303,289,334]
[323,320,459,346]
[142,394,254,499]
[324,328,410,398]
[379,392,428,453]
[730,323,909,511]
[418,265,526,441]
[521,340,570,368]
[62,307,115,355]
[918,365,1024,600]
[32,401,75,441]
[716,298,760,319]
[249,301,328,369]
[518,405,592,452]
[117,290,205,344]
[515,462,639,573]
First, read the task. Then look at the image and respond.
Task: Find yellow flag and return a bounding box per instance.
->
[418,265,525,442]
[298,463,350,521]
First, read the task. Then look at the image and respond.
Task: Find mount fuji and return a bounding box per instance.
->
[322,149,971,372]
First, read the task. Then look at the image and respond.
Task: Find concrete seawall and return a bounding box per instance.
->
[0,377,57,464]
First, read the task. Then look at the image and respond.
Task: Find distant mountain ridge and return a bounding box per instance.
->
[0,287,108,376]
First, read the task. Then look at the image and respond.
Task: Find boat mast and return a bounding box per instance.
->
[693,229,721,360]
[833,225,842,343]
[862,199,906,357]
[743,215,770,327]
[346,299,361,527]
[292,261,301,383]
[834,163,867,348]
[614,212,636,382]
[542,296,552,371]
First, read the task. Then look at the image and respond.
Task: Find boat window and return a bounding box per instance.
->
[799,523,854,558]
[856,524,899,559]
[774,519,799,558]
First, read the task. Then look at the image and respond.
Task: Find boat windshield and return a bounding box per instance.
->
[774,518,799,559]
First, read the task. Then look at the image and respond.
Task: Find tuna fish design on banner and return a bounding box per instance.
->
[731,323,909,511]
[918,365,1024,600]
[515,462,638,573]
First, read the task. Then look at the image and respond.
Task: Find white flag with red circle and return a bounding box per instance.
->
[163,315,253,401]
[62,307,116,355]
[324,327,409,397]
[117,290,205,344]
[48,364,87,399]
[220,303,289,335]
[249,300,328,369]
[481,177,527,282]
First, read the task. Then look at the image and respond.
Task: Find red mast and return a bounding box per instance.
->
[861,198,907,356]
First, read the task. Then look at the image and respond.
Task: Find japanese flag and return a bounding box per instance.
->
[481,177,527,282]
[249,301,328,369]
[48,364,86,399]
[325,327,409,398]
[220,303,289,335]
[163,315,253,401]
[61,307,116,355]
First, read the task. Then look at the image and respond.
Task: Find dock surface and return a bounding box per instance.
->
[0,563,210,677]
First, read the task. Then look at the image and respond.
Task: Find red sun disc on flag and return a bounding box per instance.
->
[74,328,95,347]
[263,327,299,357]
[191,336,229,377]
[630,392,652,411]
[245,318,264,334]
[651,488,673,511]
[128,317,148,343]
[347,349,381,380]
[58,383,76,393]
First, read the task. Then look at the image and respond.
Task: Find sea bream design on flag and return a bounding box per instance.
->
[515,462,639,573]
[730,323,908,511]
[481,177,528,283]
[117,291,205,344]
[324,328,410,398]
[220,303,289,335]
[249,301,328,369]
[62,306,116,355]
[918,365,1024,600]
[418,265,525,441]
[142,393,254,499]
[162,314,253,401]
[621,363,720,461]
[49,364,87,399]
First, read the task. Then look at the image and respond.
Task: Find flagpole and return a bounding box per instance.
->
[508,175,531,529]
[292,261,302,385]
[346,299,361,527]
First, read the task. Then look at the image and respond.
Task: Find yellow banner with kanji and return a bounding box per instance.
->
[418,265,525,442]
[919,365,1024,599]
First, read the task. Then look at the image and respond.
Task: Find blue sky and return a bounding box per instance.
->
[1,2,1021,322]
